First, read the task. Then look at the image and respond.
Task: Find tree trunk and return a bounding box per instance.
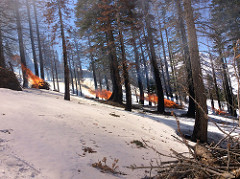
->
[74,41,83,96]
[33,0,44,80]
[131,30,144,105]
[77,63,83,96]
[175,0,195,117]
[159,57,169,98]
[72,57,78,95]
[209,52,222,110]
[50,55,56,90]
[58,0,70,100]
[219,49,236,116]
[165,28,178,102]
[0,24,5,68]
[159,25,171,99]
[105,75,109,91]
[88,36,98,98]
[116,8,132,111]
[143,0,164,113]
[69,53,75,94]
[138,30,152,106]
[183,0,208,142]
[26,0,39,76]
[53,50,60,91]
[106,27,122,104]
[15,0,28,88]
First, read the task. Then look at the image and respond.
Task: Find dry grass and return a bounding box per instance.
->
[92,157,126,175]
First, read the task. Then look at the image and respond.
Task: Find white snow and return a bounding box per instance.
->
[0,88,239,179]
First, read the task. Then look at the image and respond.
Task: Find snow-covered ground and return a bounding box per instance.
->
[0,88,239,179]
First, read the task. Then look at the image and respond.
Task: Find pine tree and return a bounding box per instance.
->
[183,0,208,142]
[45,0,71,100]
[15,0,28,88]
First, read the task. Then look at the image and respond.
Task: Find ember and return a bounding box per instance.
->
[21,65,50,90]
[89,89,112,100]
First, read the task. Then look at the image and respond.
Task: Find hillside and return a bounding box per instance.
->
[0,88,239,178]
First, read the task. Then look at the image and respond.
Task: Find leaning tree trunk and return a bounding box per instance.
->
[183,0,208,142]
[33,0,44,80]
[26,0,38,76]
[15,0,28,88]
[58,1,70,100]
[175,0,195,117]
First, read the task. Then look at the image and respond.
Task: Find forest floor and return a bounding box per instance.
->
[0,88,239,179]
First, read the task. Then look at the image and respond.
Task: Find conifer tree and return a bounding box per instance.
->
[45,0,71,100]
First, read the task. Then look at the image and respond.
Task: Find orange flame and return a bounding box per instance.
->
[21,64,44,88]
[145,94,180,108]
[213,108,227,115]
[89,89,112,100]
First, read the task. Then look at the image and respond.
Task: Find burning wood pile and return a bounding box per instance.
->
[130,120,240,179]
[22,65,50,90]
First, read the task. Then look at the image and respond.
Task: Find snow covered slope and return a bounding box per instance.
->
[0,88,239,179]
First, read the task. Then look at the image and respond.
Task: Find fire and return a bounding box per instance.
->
[213,108,227,116]
[89,89,112,100]
[145,94,181,108]
[21,64,49,89]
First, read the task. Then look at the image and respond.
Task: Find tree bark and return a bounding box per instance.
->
[69,53,75,94]
[105,75,109,91]
[15,0,28,88]
[143,0,165,113]
[219,49,236,116]
[209,52,222,110]
[116,7,132,111]
[88,36,98,98]
[53,51,60,91]
[106,26,122,104]
[50,54,56,90]
[165,28,178,102]
[58,0,70,100]
[26,0,39,76]
[0,24,5,68]
[131,30,144,105]
[183,0,208,142]
[159,25,171,99]
[72,56,78,95]
[175,0,195,117]
[33,0,44,80]
[138,31,152,106]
